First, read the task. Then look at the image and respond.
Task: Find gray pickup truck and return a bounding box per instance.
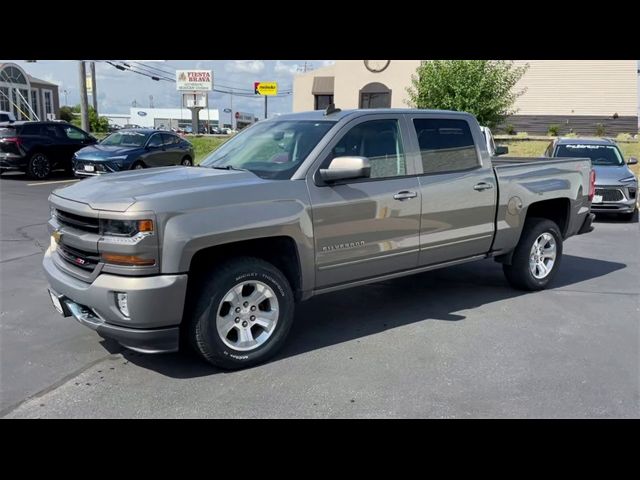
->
[43,108,596,369]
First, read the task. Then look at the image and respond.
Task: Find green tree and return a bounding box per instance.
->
[406,60,529,129]
[59,106,75,122]
[69,104,109,133]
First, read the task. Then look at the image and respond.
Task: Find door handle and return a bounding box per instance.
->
[473,182,494,191]
[393,191,418,201]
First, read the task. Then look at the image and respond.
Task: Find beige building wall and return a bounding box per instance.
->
[512,60,638,116]
[294,60,637,116]
[293,61,420,111]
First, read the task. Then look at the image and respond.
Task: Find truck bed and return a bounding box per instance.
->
[490,155,592,255]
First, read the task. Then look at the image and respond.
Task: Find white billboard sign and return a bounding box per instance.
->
[176,70,213,91]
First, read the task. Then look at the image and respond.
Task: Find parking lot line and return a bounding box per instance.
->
[27,179,80,187]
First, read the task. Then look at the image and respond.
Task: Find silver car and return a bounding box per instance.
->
[548,137,638,221]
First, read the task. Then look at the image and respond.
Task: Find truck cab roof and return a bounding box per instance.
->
[267,108,473,123]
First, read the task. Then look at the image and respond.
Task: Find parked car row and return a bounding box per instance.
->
[0,121,194,179]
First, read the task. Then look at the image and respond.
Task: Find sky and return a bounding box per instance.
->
[2,60,335,123]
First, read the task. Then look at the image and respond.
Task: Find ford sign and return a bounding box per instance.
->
[137,111,147,116]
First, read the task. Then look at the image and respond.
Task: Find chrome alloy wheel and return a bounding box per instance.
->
[529,232,557,279]
[216,281,279,351]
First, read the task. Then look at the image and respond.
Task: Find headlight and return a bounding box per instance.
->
[100,219,154,237]
[619,175,637,183]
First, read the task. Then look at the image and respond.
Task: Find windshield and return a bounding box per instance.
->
[555,144,624,166]
[200,120,335,180]
[101,131,149,147]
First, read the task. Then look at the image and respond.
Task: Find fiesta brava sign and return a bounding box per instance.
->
[176,70,213,91]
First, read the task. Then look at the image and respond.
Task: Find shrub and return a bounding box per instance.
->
[616,133,633,141]
[547,124,561,136]
[516,131,528,137]
[565,133,578,138]
[595,123,606,136]
[505,124,516,135]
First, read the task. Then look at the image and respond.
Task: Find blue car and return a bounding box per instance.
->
[72,129,195,177]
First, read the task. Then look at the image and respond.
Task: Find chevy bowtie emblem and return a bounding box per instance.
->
[52,230,62,243]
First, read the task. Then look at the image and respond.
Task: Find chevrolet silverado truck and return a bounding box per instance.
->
[43,108,596,369]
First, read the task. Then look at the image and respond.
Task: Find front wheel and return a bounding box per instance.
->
[132,161,145,170]
[188,257,295,369]
[180,156,193,166]
[503,217,563,291]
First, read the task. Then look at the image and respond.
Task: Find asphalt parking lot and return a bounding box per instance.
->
[1,170,638,418]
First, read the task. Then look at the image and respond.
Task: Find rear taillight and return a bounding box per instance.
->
[2,137,22,147]
[588,169,596,201]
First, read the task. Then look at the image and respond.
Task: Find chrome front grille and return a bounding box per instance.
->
[55,209,99,233]
[57,242,100,271]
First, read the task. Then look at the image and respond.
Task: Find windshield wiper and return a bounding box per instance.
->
[211,165,249,172]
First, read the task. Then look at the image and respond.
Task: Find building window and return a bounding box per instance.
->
[359,82,392,109]
[413,118,480,174]
[314,95,334,110]
[43,90,53,120]
[16,88,30,120]
[0,87,10,112]
[31,89,40,120]
[0,66,28,85]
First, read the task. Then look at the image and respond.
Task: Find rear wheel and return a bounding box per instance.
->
[503,217,563,291]
[27,152,52,179]
[188,257,295,369]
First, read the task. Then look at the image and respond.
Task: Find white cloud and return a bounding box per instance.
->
[274,61,299,75]
[225,60,265,74]
[322,60,336,67]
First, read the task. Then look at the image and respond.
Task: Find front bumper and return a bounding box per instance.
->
[591,184,637,213]
[43,248,188,353]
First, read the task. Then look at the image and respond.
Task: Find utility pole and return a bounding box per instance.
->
[264,96,268,119]
[78,61,90,132]
[90,61,98,114]
[229,89,234,129]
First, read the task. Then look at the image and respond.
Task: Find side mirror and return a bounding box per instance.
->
[627,157,638,165]
[495,145,509,156]
[319,156,371,183]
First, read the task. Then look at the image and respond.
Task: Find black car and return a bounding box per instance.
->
[0,121,97,179]
[72,129,195,177]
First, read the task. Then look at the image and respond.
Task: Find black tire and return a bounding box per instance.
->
[180,156,193,166]
[132,161,145,170]
[27,152,52,179]
[503,217,563,291]
[188,257,295,369]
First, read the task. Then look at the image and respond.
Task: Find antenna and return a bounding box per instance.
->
[324,103,341,115]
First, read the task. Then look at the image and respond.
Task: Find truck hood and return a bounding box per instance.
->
[53,166,259,211]
[593,165,636,185]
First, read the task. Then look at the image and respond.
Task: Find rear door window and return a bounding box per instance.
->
[413,118,480,174]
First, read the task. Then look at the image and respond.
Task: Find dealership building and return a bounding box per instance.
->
[293,60,639,135]
[0,62,60,121]
[103,107,220,130]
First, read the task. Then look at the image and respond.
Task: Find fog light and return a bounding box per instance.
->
[115,292,129,317]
